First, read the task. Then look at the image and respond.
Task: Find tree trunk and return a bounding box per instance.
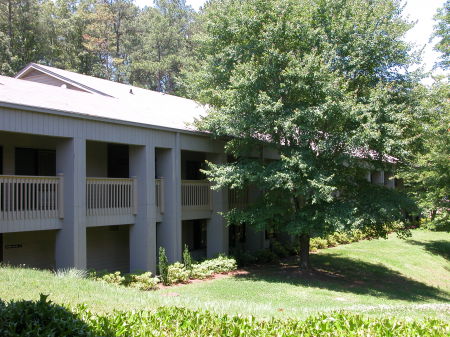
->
[299,233,311,270]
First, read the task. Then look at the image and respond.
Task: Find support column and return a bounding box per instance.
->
[384,171,395,189]
[55,138,86,269]
[245,185,265,251]
[156,137,182,262]
[371,171,385,185]
[129,145,156,273]
[2,144,14,175]
[206,153,229,257]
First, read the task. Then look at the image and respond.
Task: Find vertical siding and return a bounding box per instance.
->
[86,225,130,273]
[2,230,56,269]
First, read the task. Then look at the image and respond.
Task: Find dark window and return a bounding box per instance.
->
[15,148,56,176]
[107,144,129,178]
[229,223,246,247]
[193,220,207,250]
[185,160,205,180]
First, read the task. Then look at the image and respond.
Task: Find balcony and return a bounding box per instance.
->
[0,175,63,232]
[86,177,136,227]
[181,180,212,220]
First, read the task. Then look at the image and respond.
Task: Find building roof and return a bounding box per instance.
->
[0,63,206,132]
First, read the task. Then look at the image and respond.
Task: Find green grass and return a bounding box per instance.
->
[1,230,449,320]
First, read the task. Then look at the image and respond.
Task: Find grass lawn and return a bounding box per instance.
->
[1,230,449,320]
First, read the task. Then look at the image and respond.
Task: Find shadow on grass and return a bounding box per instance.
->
[234,254,450,302]
[407,240,450,261]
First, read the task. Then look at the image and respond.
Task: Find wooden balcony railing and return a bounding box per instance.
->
[86,177,136,216]
[0,175,63,221]
[181,180,211,211]
[155,178,164,214]
[228,188,249,209]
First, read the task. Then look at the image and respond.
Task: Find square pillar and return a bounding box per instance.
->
[245,185,265,251]
[371,171,385,185]
[2,144,14,175]
[129,145,157,273]
[156,137,182,262]
[55,137,86,269]
[206,153,229,257]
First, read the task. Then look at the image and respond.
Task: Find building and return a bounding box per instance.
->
[0,63,275,273]
[0,63,395,273]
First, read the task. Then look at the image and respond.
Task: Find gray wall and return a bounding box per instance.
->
[2,230,56,269]
[86,225,130,272]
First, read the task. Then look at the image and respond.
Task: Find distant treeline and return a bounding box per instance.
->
[0,0,197,95]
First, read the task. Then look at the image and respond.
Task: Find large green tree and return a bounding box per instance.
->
[188,0,419,268]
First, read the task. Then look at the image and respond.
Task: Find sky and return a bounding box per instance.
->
[135,0,447,78]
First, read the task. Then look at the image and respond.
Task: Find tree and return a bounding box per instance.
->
[188,0,419,269]
[83,0,139,81]
[400,79,449,229]
[0,0,46,72]
[128,0,196,93]
[433,0,449,70]
[0,31,14,75]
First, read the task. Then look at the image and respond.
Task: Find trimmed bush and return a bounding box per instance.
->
[167,262,190,284]
[159,247,170,285]
[124,272,159,291]
[183,244,193,271]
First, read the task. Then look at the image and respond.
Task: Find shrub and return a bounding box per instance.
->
[124,272,159,291]
[0,294,91,336]
[254,249,278,263]
[83,306,450,337]
[183,244,193,271]
[98,271,125,286]
[311,237,328,250]
[271,240,289,258]
[167,262,190,284]
[190,263,214,279]
[159,247,169,285]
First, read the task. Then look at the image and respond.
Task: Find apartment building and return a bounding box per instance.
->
[0,63,395,273]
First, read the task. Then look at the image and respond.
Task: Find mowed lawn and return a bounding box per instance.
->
[1,230,449,320]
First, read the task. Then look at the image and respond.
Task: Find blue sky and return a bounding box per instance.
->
[135,0,447,79]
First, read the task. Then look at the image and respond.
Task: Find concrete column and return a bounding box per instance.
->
[245,185,265,251]
[206,153,229,258]
[55,137,86,269]
[384,171,395,189]
[371,171,384,185]
[156,136,182,262]
[2,144,14,175]
[129,145,157,273]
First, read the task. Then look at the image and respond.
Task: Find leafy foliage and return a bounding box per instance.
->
[0,294,90,337]
[400,79,449,229]
[433,0,450,70]
[159,246,170,285]
[182,244,193,271]
[3,295,448,336]
[0,0,195,94]
[188,0,420,267]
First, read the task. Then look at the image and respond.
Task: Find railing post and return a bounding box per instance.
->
[132,176,138,215]
[58,173,64,219]
[208,181,213,211]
